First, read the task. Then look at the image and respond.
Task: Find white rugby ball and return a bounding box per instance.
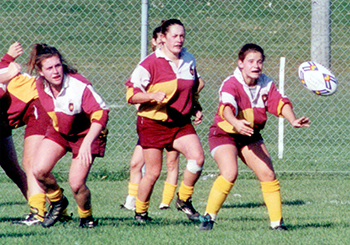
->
[298,61,337,96]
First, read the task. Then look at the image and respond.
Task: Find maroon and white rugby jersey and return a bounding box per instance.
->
[36,73,109,137]
[126,48,199,122]
[213,67,291,134]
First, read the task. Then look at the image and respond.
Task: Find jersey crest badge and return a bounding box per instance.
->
[262,94,268,102]
[69,102,74,112]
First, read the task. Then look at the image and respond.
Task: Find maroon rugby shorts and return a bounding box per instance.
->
[45,125,107,158]
[23,99,50,138]
[137,116,196,149]
[208,124,263,152]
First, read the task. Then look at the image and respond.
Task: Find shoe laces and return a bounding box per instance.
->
[183,198,197,213]
[199,214,214,223]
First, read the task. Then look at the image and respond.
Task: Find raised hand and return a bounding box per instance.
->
[7,42,23,59]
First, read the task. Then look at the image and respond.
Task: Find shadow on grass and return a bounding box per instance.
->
[0,201,26,207]
[97,216,201,227]
[287,222,334,230]
[222,202,264,209]
[0,217,30,222]
[0,232,42,238]
[219,216,265,223]
[222,199,306,209]
[283,200,306,206]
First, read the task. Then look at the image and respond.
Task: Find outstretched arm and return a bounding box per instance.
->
[281,104,311,128]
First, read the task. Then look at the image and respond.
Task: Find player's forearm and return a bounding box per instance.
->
[0,70,16,84]
[223,106,239,128]
[197,77,205,92]
[83,122,103,146]
[130,93,153,104]
[281,104,297,125]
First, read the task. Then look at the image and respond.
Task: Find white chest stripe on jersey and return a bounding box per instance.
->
[221,92,238,117]
[54,77,84,115]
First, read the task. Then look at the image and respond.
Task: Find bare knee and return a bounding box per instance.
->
[192,153,205,167]
[221,172,237,183]
[69,180,86,195]
[144,170,161,184]
[257,169,276,182]
[166,160,178,172]
[186,158,204,174]
[130,158,144,173]
[33,168,49,182]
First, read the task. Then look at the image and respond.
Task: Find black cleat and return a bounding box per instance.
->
[42,195,69,228]
[270,219,288,231]
[134,212,152,223]
[79,216,98,228]
[175,194,200,221]
[271,225,288,231]
[13,213,43,226]
[159,203,170,210]
[199,214,215,231]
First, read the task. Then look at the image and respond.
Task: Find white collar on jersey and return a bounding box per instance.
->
[43,74,69,96]
[155,47,187,61]
[233,67,271,87]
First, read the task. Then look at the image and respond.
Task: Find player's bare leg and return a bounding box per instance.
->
[159,150,179,209]
[242,141,287,230]
[121,144,144,211]
[134,148,162,222]
[33,138,68,228]
[173,134,204,221]
[69,157,97,228]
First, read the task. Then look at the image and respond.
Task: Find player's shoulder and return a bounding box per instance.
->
[257,73,275,90]
[67,73,92,86]
[180,48,196,62]
[223,75,241,87]
[258,73,273,84]
[219,75,241,95]
[140,52,158,65]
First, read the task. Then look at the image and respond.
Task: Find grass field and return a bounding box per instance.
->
[0,173,350,244]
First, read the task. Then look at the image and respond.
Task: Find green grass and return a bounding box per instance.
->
[0,174,350,244]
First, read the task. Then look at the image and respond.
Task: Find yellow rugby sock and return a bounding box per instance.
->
[261,179,282,222]
[135,198,149,213]
[28,193,46,221]
[78,206,93,218]
[46,187,63,203]
[161,182,177,205]
[128,182,138,197]
[178,181,193,202]
[206,175,234,216]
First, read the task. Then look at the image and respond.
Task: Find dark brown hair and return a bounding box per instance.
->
[26,43,77,75]
[238,43,265,62]
[152,26,162,40]
[160,19,184,35]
